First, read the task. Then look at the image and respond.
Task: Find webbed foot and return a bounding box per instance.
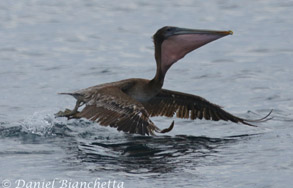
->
[55,109,76,118]
[159,121,175,133]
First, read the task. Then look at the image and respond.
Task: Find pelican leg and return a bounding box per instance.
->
[55,100,82,119]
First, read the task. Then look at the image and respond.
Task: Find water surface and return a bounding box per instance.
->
[1,0,293,188]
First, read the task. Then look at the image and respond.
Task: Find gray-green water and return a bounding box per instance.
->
[1,0,293,187]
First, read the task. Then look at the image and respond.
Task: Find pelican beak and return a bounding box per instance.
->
[171,27,233,37]
[160,27,233,75]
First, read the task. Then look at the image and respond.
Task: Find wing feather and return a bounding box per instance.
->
[75,87,160,135]
[143,89,270,126]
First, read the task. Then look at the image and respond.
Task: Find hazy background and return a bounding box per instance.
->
[0,0,292,188]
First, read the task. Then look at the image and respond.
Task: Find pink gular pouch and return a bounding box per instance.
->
[160,31,231,75]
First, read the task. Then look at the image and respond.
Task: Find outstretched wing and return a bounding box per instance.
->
[143,89,269,126]
[75,87,160,135]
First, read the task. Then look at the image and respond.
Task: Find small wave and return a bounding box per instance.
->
[76,134,258,175]
[0,111,262,175]
[0,112,69,138]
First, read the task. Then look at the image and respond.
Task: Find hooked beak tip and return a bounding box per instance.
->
[220,30,233,36]
[228,30,233,35]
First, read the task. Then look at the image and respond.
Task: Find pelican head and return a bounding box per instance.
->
[153,26,233,78]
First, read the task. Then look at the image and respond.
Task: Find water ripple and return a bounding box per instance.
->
[0,118,258,176]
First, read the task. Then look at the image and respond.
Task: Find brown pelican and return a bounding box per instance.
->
[56,26,271,135]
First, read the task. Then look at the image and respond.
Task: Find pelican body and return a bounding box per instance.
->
[56,26,270,135]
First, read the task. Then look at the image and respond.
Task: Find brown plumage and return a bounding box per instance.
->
[56,26,271,135]
[142,89,271,126]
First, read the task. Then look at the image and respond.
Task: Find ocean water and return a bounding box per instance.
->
[0,0,293,188]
